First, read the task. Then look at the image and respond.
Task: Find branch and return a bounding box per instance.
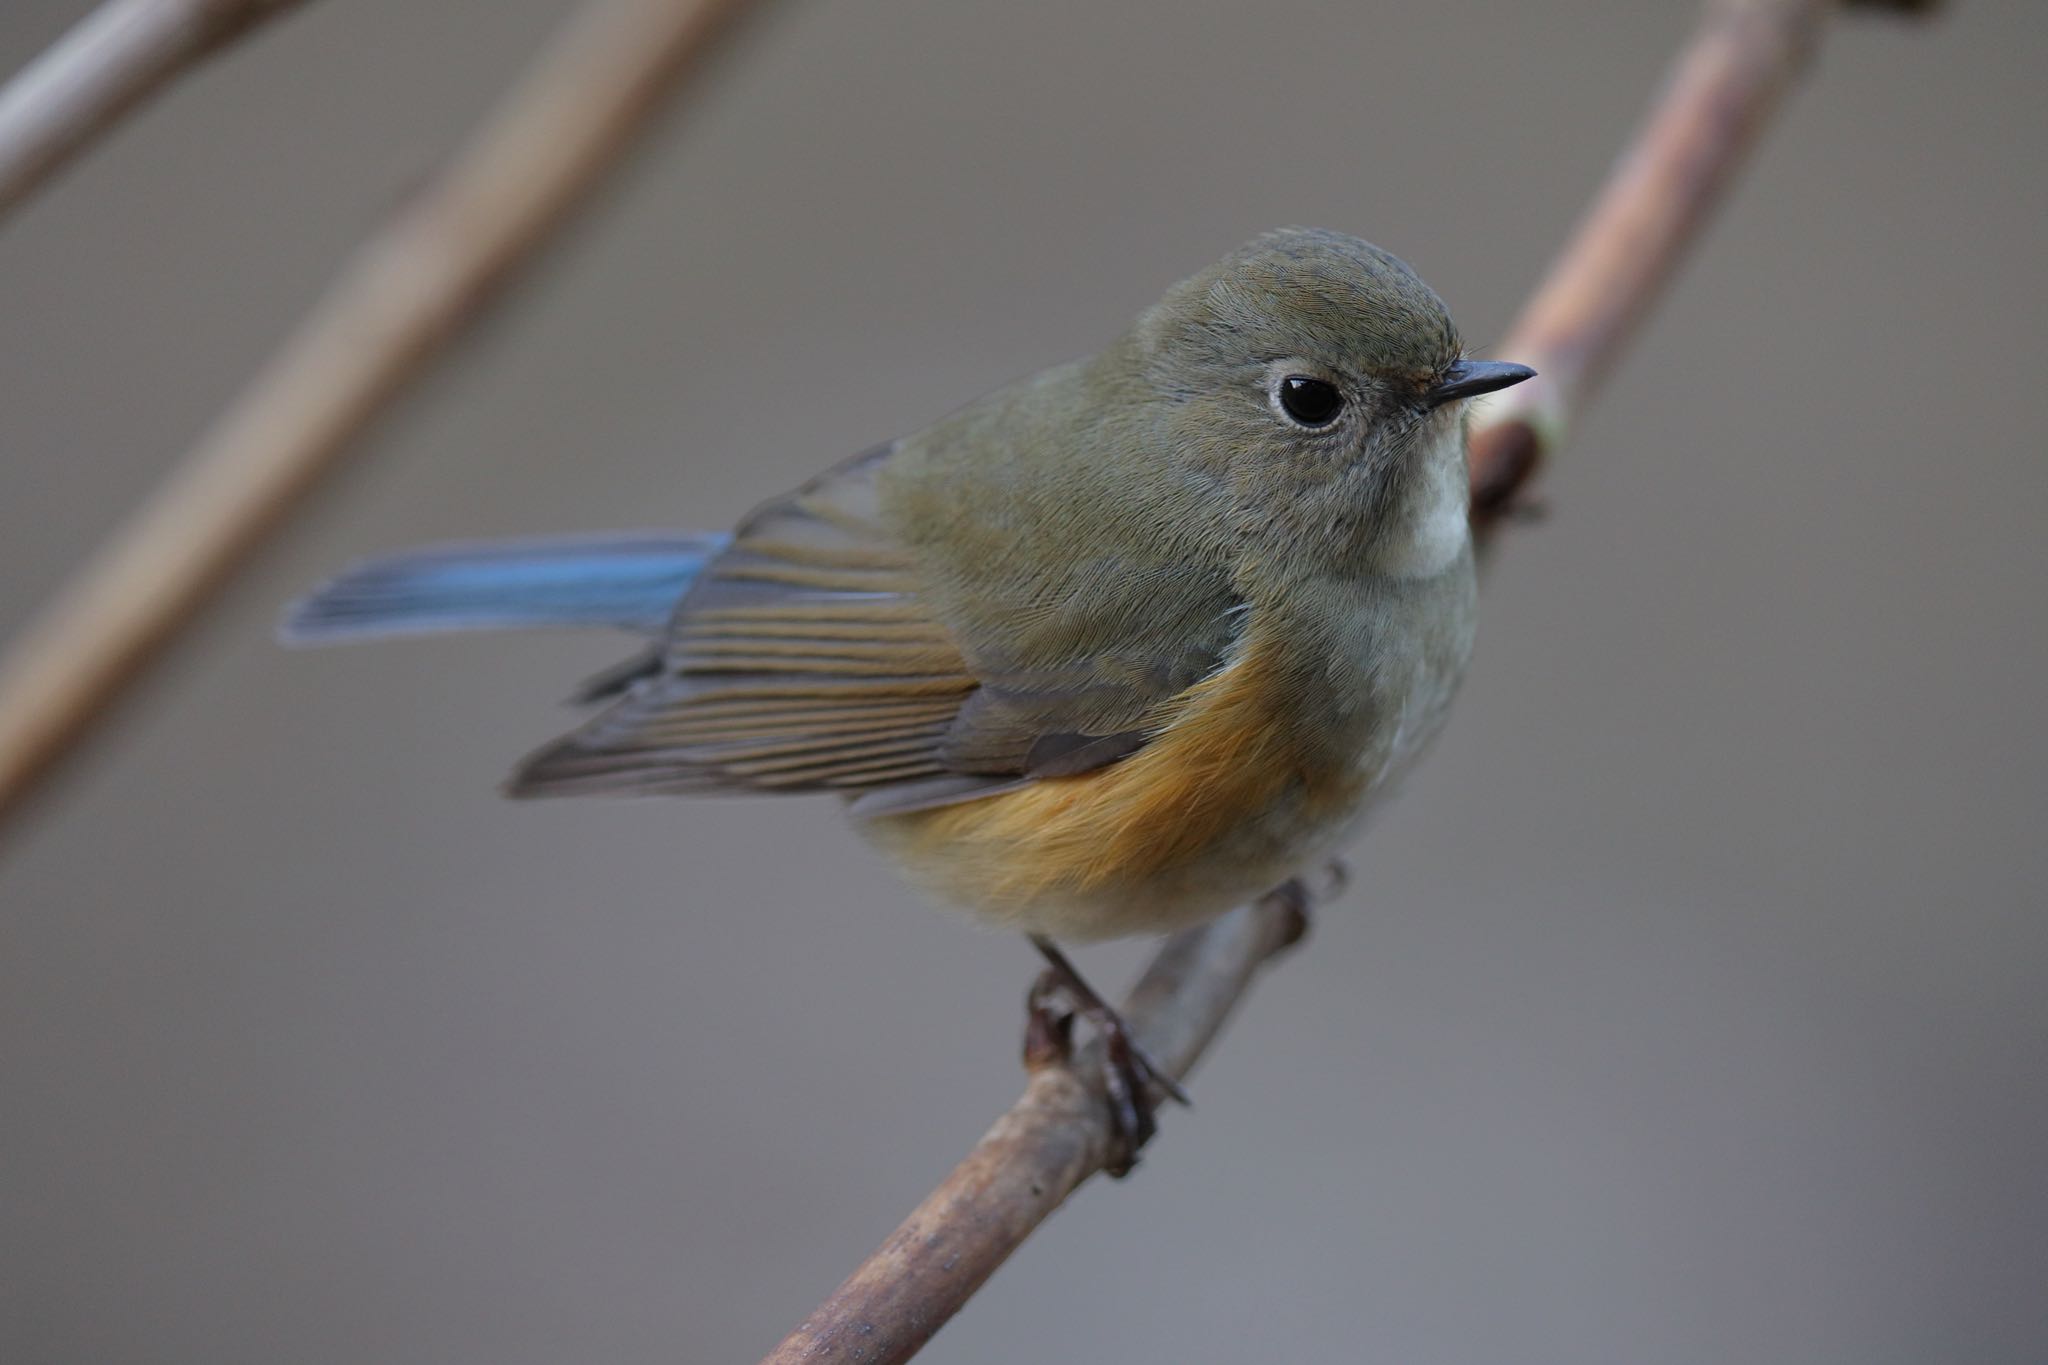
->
[0,0,762,833]
[763,888,1312,1365]
[760,2,1934,1361]
[0,0,314,221]
[1469,0,1935,525]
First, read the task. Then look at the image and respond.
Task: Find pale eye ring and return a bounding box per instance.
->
[1277,374,1343,427]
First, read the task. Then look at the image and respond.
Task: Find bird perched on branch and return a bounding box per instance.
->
[284,227,1532,1170]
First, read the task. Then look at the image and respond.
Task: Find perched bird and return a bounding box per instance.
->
[285,227,1531,1165]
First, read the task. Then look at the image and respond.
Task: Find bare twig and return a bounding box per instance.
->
[0,0,313,221]
[763,888,1312,1365]
[1468,0,1932,525]
[760,2,1933,1361]
[0,0,762,833]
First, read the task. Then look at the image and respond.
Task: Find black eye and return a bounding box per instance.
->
[1278,375,1343,426]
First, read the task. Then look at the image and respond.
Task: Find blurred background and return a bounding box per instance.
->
[2,2,2044,1362]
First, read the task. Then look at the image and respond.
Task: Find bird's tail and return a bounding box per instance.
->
[279,532,728,645]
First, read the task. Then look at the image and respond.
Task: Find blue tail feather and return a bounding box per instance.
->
[280,532,727,644]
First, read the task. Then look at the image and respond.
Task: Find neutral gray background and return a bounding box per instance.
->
[2,2,2043,1362]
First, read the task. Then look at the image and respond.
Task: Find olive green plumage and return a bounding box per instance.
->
[289,227,1533,938]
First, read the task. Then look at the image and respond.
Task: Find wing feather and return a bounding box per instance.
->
[510,441,1247,807]
[512,446,978,797]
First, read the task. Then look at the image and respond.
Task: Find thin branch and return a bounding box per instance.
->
[763,888,1312,1365]
[0,0,762,833]
[1468,0,1934,524]
[0,0,313,221]
[760,2,1934,1361]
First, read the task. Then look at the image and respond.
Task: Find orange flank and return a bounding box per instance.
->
[875,631,1364,914]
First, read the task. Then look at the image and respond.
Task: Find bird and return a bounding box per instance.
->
[283,227,1533,1169]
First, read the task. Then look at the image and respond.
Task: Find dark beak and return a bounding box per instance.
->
[1427,359,1537,409]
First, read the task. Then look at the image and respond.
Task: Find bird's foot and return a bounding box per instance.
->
[1023,936,1189,1177]
[1017,862,1343,1175]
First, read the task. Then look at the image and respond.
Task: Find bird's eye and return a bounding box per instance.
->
[1278,375,1343,427]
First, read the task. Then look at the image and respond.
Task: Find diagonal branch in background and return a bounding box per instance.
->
[1469,0,1937,526]
[759,2,1937,1361]
[0,0,765,835]
[0,0,316,222]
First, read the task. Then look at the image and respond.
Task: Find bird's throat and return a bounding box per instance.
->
[1373,420,1473,579]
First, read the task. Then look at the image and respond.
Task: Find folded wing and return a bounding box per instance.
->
[509,445,1245,810]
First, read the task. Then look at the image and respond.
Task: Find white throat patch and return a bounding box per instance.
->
[1378,421,1471,578]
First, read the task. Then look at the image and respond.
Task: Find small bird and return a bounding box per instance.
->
[285,228,1531,1166]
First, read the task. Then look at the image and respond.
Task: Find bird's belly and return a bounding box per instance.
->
[861,628,1415,940]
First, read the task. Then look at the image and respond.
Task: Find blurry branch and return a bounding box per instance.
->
[0,0,762,834]
[0,0,1940,1351]
[0,0,314,221]
[760,1,1935,1362]
[1468,0,1937,526]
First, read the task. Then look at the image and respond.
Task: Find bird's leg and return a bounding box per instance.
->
[1025,934,1190,1177]
[1017,860,1342,1174]
[1265,855,1347,948]
[1021,970,1075,1071]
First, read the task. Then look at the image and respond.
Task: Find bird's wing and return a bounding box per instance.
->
[507,445,1244,809]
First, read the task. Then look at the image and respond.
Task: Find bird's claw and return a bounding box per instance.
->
[1023,943,1189,1177]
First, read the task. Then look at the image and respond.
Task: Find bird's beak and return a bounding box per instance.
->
[1427,359,1537,409]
